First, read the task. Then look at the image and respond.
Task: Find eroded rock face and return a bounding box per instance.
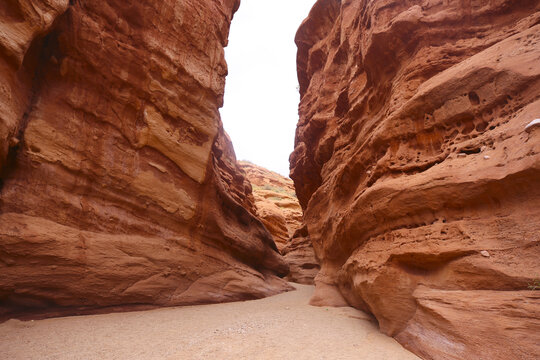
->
[0,0,70,175]
[281,225,319,285]
[0,0,292,319]
[292,0,540,359]
[239,161,318,284]
[239,161,302,249]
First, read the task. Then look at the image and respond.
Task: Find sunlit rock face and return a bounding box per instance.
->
[0,0,292,319]
[291,0,540,358]
[239,161,302,250]
[239,161,319,284]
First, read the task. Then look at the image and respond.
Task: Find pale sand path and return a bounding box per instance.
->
[0,283,420,360]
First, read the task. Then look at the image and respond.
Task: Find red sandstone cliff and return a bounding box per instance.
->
[239,161,319,284]
[291,0,540,359]
[0,0,292,319]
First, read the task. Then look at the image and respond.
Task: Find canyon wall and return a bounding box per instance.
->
[291,0,540,359]
[0,0,292,319]
[239,161,319,284]
[239,161,302,249]
[281,224,319,285]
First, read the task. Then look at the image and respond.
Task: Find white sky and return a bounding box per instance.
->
[220,0,316,177]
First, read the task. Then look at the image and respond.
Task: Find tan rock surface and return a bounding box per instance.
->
[0,283,421,360]
[281,225,320,285]
[239,161,319,284]
[291,0,540,359]
[239,161,302,249]
[0,0,292,319]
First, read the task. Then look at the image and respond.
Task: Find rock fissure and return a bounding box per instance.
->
[0,7,69,194]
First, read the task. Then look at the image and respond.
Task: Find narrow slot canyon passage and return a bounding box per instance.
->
[220,0,322,287]
[220,0,314,177]
[1,0,540,359]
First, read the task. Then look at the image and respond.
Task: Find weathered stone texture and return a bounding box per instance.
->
[292,0,540,358]
[0,0,291,319]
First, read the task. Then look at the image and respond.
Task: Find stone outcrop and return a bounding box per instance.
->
[291,0,540,359]
[239,161,318,284]
[239,161,302,249]
[0,0,292,320]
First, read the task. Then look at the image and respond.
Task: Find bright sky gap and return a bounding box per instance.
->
[220,0,317,177]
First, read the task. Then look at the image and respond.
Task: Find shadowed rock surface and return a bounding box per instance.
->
[0,0,292,320]
[281,225,320,285]
[291,0,540,359]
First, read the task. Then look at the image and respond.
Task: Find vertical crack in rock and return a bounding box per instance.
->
[0,0,71,193]
[0,8,69,196]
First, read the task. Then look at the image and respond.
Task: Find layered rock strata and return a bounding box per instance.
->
[239,161,302,249]
[281,225,320,285]
[239,161,318,284]
[291,0,540,359]
[0,0,292,319]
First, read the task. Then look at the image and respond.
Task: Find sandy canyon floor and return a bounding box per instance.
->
[0,284,419,360]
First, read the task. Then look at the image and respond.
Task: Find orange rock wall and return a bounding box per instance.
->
[0,0,292,319]
[291,0,540,359]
